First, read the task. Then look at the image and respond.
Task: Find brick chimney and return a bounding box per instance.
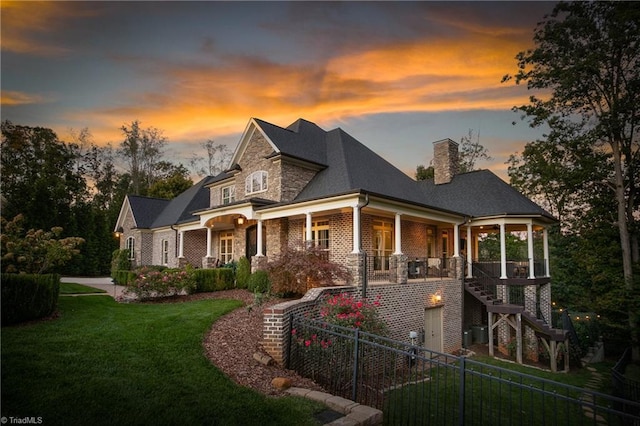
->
[433,139,459,185]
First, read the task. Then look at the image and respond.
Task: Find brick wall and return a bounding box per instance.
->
[183,229,207,267]
[263,279,463,365]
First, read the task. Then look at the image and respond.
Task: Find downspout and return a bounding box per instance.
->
[357,192,370,298]
[170,224,179,258]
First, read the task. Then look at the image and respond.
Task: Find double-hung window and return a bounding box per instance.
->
[221,185,235,205]
[245,171,268,195]
[126,237,135,260]
[162,239,169,265]
[219,232,234,264]
[303,220,330,251]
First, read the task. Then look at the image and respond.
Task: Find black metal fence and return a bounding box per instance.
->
[288,315,640,425]
[612,347,640,404]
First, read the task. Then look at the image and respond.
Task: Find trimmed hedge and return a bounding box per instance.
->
[235,257,251,289]
[1,274,60,325]
[193,268,235,292]
[112,270,137,286]
[248,270,270,293]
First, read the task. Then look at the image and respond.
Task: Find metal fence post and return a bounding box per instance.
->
[352,328,360,402]
[459,355,466,426]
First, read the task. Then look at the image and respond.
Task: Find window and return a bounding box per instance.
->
[221,185,235,205]
[245,171,268,195]
[219,231,234,264]
[126,237,135,260]
[303,220,330,250]
[373,220,393,271]
[162,239,169,265]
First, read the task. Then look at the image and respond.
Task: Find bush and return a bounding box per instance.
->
[235,257,251,289]
[248,270,270,294]
[319,292,387,335]
[111,249,131,278]
[267,244,351,296]
[112,270,137,285]
[124,267,196,301]
[193,268,235,292]
[1,273,60,325]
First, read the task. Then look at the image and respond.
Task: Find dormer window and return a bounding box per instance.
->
[245,171,268,195]
[221,185,235,205]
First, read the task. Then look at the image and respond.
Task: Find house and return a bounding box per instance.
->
[114,117,567,371]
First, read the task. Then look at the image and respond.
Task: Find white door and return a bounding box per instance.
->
[424,307,443,353]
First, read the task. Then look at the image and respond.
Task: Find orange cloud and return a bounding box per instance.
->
[1,1,96,55]
[1,90,49,106]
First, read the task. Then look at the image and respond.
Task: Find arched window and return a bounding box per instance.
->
[126,236,135,260]
[245,171,268,195]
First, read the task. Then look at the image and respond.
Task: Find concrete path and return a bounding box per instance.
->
[60,276,128,300]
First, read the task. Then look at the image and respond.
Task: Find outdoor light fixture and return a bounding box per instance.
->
[115,226,124,238]
[236,217,245,225]
[432,291,442,304]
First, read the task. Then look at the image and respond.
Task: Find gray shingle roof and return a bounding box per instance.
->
[150,177,214,227]
[127,195,170,228]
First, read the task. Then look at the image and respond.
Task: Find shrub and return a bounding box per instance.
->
[247,270,270,294]
[319,292,387,335]
[235,257,251,289]
[124,267,196,301]
[111,249,131,278]
[112,270,137,285]
[193,268,234,292]
[1,273,60,325]
[267,244,351,296]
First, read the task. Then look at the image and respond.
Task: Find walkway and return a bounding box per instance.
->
[60,277,128,300]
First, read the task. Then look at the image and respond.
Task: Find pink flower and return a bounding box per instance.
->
[305,340,311,347]
[291,328,297,336]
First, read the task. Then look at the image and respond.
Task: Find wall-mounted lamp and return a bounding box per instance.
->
[432,291,442,304]
[115,226,124,238]
[236,217,245,225]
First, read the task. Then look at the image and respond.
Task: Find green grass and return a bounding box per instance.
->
[59,282,107,294]
[1,296,323,425]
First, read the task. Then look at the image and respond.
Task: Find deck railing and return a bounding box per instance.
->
[473,259,547,279]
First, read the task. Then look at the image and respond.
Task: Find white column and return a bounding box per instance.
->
[527,223,535,279]
[305,212,313,244]
[178,230,185,258]
[543,228,550,277]
[352,205,361,254]
[500,223,507,279]
[206,227,212,258]
[394,213,402,255]
[256,219,264,257]
[453,223,460,257]
[466,225,473,278]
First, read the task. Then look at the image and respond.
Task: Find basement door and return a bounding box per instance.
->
[424,306,443,353]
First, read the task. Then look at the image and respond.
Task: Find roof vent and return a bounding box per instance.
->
[433,139,459,185]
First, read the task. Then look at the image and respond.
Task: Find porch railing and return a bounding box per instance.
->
[473,259,547,279]
[365,255,451,282]
[287,315,640,425]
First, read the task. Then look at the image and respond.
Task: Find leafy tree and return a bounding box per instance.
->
[504,1,640,358]
[1,121,87,231]
[147,162,193,199]
[415,164,434,181]
[117,120,167,195]
[1,215,84,274]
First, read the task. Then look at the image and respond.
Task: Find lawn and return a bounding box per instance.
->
[1,296,323,425]
[59,282,107,294]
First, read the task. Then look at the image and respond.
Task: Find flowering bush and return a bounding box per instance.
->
[319,292,387,335]
[124,266,197,300]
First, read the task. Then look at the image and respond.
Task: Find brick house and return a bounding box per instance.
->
[114,118,567,371]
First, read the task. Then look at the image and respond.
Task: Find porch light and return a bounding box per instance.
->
[432,291,442,304]
[115,226,124,238]
[236,217,245,225]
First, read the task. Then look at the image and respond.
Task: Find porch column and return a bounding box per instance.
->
[394,213,402,255]
[178,230,185,258]
[256,219,264,257]
[206,227,213,258]
[305,212,313,246]
[543,228,550,277]
[527,223,535,279]
[499,223,507,279]
[466,225,473,278]
[453,223,460,257]
[352,205,361,254]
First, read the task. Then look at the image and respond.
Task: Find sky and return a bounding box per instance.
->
[1,1,557,180]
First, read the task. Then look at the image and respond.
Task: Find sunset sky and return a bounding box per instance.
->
[1,1,557,179]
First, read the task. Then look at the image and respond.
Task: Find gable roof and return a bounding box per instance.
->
[127,195,170,229]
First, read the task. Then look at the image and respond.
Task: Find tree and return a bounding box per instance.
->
[147,162,193,199]
[504,1,640,359]
[415,128,490,180]
[117,120,167,195]
[1,215,84,274]
[189,139,233,177]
